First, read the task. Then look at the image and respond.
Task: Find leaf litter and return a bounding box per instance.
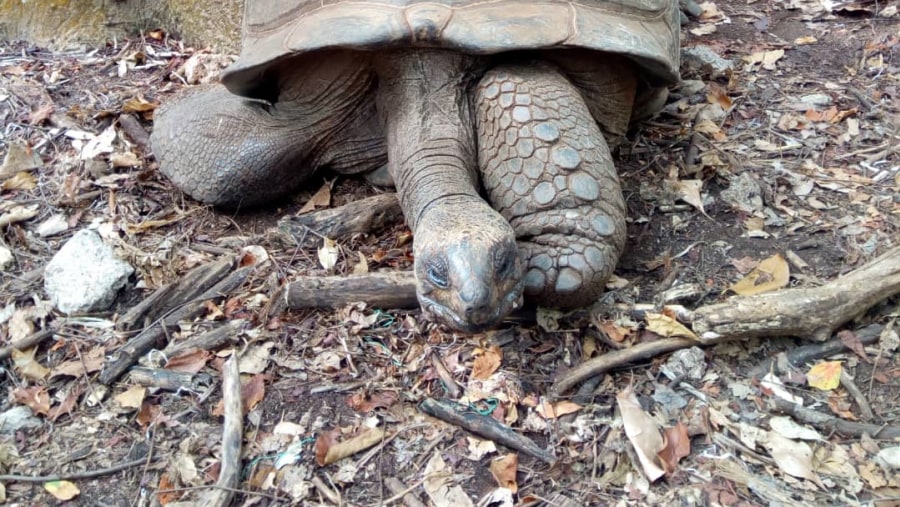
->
[0,1,898,505]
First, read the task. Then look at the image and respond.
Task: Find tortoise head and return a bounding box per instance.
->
[413,201,525,333]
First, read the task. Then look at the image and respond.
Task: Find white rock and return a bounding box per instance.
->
[44,229,133,314]
[0,406,42,434]
[0,245,12,270]
[876,446,900,469]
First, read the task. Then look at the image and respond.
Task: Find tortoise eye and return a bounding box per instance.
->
[494,245,517,278]
[426,262,449,289]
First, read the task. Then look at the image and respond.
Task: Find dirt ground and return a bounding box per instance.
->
[0,1,898,506]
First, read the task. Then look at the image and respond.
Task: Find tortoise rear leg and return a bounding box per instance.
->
[474,63,628,307]
[151,52,384,208]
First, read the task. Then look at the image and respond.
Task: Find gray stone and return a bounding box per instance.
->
[0,406,41,434]
[44,229,134,314]
[681,45,734,79]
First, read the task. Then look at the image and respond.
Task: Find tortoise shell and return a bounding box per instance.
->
[222,0,680,96]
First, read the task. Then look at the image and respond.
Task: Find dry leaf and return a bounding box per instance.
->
[764,431,823,486]
[318,237,339,270]
[490,454,519,493]
[645,313,699,340]
[109,152,141,168]
[617,386,666,481]
[658,422,692,474]
[241,374,267,413]
[0,142,42,178]
[472,345,502,380]
[807,361,842,391]
[536,399,582,419]
[299,180,332,214]
[1,171,37,191]
[315,427,386,466]
[423,452,475,507]
[352,251,368,274]
[44,480,80,500]
[837,330,868,361]
[165,349,212,374]
[0,204,39,227]
[12,347,50,381]
[794,36,818,45]
[122,96,158,113]
[346,391,399,413]
[11,386,51,416]
[728,253,790,296]
[673,179,707,216]
[115,385,146,409]
[51,348,106,378]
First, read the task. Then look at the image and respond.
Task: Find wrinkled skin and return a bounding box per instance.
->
[151,49,634,332]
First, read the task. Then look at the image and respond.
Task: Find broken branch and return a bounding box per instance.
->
[418,398,556,465]
[274,193,402,247]
[285,271,418,311]
[693,245,900,343]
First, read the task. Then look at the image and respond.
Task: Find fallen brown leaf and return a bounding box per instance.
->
[165,349,212,374]
[728,253,790,296]
[617,385,665,481]
[315,426,386,466]
[12,386,50,416]
[490,454,519,493]
[346,390,400,413]
[657,422,691,474]
[472,345,502,380]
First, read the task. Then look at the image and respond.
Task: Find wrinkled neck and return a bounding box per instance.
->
[375,50,483,230]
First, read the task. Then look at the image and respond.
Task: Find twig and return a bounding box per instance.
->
[311,476,341,505]
[747,324,883,377]
[384,476,427,507]
[550,338,695,396]
[0,456,151,482]
[839,370,875,421]
[0,328,54,360]
[768,398,900,439]
[199,353,243,507]
[430,353,462,399]
[418,398,556,465]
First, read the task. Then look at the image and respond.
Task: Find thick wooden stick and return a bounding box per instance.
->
[285,271,418,310]
[201,354,243,507]
[693,245,900,343]
[418,398,557,465]
[274,193,403,247]
[768,397,900,439]
[550,338,696,397]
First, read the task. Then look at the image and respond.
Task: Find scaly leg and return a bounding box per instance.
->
[151,51,385,208]
[474,63,628,307]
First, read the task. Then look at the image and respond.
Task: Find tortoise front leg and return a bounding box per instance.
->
[474,63,628,307]
[151,52,383,208]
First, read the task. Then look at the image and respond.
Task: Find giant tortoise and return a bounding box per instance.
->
[151,0,681,332]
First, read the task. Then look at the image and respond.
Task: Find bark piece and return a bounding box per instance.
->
[128,367,214,392]
[117,257,234,331]
[100,265,253,384]
[693,245,900,343]
[274,193,402,247]
[418,398,556,465]
[285,271,418,310]
[768,398,900,439]
[162,320,245,357]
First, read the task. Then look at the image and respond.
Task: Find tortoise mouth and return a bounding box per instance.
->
[418,280,524,333]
